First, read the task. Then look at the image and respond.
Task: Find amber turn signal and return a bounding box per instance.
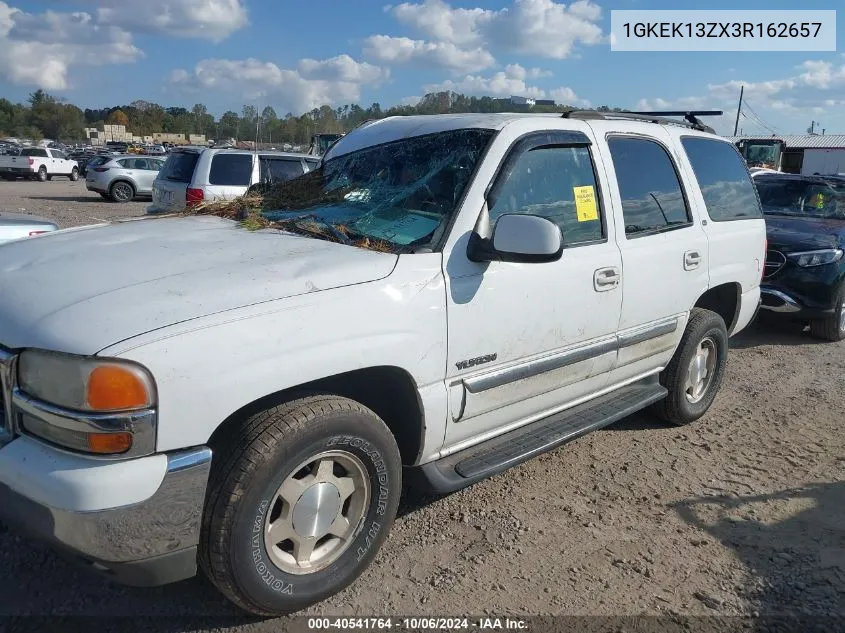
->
[86,432,133,454]
[86,365,151,411]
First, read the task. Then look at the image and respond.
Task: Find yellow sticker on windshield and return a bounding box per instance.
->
[574,185,598,222]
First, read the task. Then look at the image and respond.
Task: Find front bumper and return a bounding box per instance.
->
[0,442,212,586]
[760,286,838,320]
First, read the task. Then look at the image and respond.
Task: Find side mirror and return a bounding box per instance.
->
[468,213,563,263]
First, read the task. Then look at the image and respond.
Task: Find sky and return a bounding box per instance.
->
[0,0,843,136]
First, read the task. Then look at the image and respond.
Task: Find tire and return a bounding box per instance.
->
[69,167,79,182]
[36,166,47,182]
[809,291,845,342]
[200,395,402,616]
[109,180,135,202]
[651,308,729,426]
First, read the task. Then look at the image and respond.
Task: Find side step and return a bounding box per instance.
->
[408,377,667,495]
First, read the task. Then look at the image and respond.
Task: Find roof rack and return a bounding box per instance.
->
[562,110,723,134]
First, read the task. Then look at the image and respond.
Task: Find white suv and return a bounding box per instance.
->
[148,147,319,213]
[0,112,765,616]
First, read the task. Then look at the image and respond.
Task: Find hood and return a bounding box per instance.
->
[0,216,397,355]
[764,214,845,253]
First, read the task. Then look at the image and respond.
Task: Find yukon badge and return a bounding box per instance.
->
[456,353,497,371]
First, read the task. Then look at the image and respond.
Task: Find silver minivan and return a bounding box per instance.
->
[148,148,319,214]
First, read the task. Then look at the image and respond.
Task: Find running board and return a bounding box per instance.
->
[408,377,667,495]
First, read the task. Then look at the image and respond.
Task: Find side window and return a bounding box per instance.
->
[259,158,304,184]
[118,158,132,168]
[681,137,762,221]
[607,137,690,236]
[209,154,253,186]
[489,144,604,245]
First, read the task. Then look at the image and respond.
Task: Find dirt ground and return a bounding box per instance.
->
[0,178,843,631]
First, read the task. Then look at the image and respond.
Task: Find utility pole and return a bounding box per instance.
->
[733,85,744,136]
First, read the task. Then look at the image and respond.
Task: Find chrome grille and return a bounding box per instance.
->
[764,249,787,279]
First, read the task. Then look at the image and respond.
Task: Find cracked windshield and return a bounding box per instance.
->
[254,128,495,252]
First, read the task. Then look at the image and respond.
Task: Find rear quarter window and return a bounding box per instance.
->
[209,154,254,186]
[681,137,762,221]
[159,152,200,183]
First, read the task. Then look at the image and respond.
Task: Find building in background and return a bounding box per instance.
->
[728,134,845,176]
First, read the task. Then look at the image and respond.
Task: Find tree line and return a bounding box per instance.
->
[1,89,624,145]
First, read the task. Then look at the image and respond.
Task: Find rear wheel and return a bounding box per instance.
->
[36,166,47,182]
[109,180,135,202]
[200,395,402,616]
[651,308,729,426]
[809,292,845,342]
[69,167,79,182]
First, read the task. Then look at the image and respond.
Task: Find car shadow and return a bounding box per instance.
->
[23,195,108,203]
[673,481,845,627]
[729,317,830,350]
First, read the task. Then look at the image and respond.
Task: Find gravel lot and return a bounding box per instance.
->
[1,178,843,631]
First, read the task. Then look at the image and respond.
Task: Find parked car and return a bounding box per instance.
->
[147,148,319,213]
[0,112,765,616]
[753,172,845,340]
[0,212,58,244]
[85,155,166,202]
[0,147,79,182]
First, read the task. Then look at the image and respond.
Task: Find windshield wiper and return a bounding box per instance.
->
[274,213,352,246]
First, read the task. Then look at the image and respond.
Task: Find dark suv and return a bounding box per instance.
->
[754,173,845,341]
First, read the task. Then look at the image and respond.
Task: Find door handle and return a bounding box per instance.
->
[684,250,702,270]
[594,267,621,292]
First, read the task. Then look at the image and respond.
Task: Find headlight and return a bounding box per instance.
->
[14,350,157,456]
[787,249,843,268]
[18,349,155,412]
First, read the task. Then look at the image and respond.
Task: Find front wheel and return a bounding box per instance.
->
[200,395,402,616]
[810,292,845,342]
[651,308,728,426]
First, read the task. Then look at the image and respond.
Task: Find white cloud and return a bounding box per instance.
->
[297,55,388,83]
[638,58,845,133]
[384,0,603,61]
[363,35,495,72]
[169,56,388,112]
[390,0,491,46]
[503,63,551,80]
[0,1,141,90]
[95,0,248,42]
[424,68,588,106]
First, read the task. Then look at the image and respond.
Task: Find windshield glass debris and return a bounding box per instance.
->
[191,128,496,252]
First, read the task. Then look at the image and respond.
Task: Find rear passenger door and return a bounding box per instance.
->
[596,130,709,383]
[673,136,766,334]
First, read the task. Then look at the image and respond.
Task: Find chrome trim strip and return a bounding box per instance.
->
[167,446,212,473]
[11,389,156,458]
[464,338,617,394]
[618,318,679,348]
[0,446,212,566]
[463,318,679,395]
[759,288,802,313]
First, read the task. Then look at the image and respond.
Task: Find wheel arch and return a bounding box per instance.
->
[207,365,425,466]
[694,283,741,333]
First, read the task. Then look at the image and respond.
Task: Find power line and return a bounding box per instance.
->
[741,99,781,135]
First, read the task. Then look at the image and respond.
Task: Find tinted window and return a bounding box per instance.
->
[489,144,603,245]
[209,154,253,186]
[756,178,845,219]
[87,156,108,168]
[682,137,761,221]
[159,152,200,183]
[20,148,48,157]
[608,137,690,235]
[259,157,303,184]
